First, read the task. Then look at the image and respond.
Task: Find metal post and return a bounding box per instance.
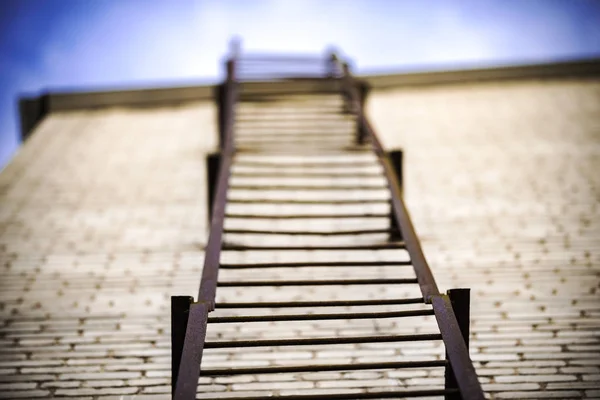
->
[226,59,235,82]
[171,296,193,397]
[206,153,221,225]
[221,59,236,151]
[326,47,338,77]
[341,62,364,144]
[356,81,370,145]
[388,149,403,241]
[214,84,226,150]
[444,288,471,400]
[341,63,353,115]
[214,59,235,151]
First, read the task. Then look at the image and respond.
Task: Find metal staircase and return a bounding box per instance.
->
[171,43,485,400]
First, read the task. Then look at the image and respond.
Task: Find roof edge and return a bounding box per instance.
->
[363,57,600,89]
[18,57,600,141]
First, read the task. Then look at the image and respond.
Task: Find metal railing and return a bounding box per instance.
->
[236,51,342,81]
[171,42,485,400]
[337,57,484,399]
[170,48,238,399]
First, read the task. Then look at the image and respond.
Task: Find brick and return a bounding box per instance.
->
[344,371,382,380]
[494,391,582,399]
[21,365,102,374]
[82,379,126,387]
[561,366,600,374]
[0,374,54,382]
[387,369,428,378]
[55,387,138,396]
[0,382,38,390]
[232,381,314,391]
[40,381,81,389]
[547,382,600,390]
[405,377,444,385]
[0,390,50,398]
[0,359,63,368]
[70,358,144,367]
[516,367,558,375]
[140,385,171,394]
[523,352,599,360]
[145,370,172,379]
[0,368,17,375]
[127,378,169,386]
[59,371,141,380]
[196,391,281,399]
[297,372,341,381]
[482,383,540,392]
[317,379,400,389]
[495,374,577,383]
[583,374,600,381]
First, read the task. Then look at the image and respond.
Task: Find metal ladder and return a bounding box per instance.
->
[171,44,485,400]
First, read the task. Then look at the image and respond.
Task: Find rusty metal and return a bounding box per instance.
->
[208,308,435,323]
[217,278,418,286]
[233,159,376,167]
[205,333,442,348]
[236,53,333,81]
[202,360,447,376]
[205,153,220,224]
[432,293,484,399]
[223,227,398,236]
[224,212,389,219]
[170,296,192,397]
[227,198,390,205]
[173,302,210,399]
[231,170,381,178]
[220,260,411,268]
[445,289,473,399]
[215,297,424,308]
[229,182,386,190]
[196,389,459,400]
[222,243,406,251]
[171,42,485,400]
[336,55,484,399]
[172,45,238,400]
[388,149,404,241]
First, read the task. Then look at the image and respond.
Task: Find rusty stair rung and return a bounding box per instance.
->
[207,308,434,323]
[200,359,447,376]
[222,242,406,251]
[217,278,418,287]
[224,228,396,235]
[215,297,424,308]
[205,333,443,348]
[224,212,388,219]
[235,133,353,140]
[194,389,456,400]
[219,260,411,269]
[229,184,386,191]
[227,198,389,205]
[231,171,382,178]
[232,160,377,168]
[236,148,370,155]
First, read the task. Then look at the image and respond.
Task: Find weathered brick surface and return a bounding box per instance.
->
[0,77,598,398]
[370,78,600,398]
[0,104,213,398]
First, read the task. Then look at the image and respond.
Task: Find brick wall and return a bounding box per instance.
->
[0,78,599,399]
[0,104,215,398]
[370,78,600,398]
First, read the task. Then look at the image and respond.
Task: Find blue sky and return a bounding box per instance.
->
[1,0,600,169]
